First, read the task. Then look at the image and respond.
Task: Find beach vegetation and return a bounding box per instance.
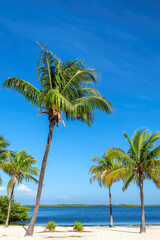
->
[45,221,56,231]
[0,196,30,224]
[73,221,83,231]
[23,204,160,207]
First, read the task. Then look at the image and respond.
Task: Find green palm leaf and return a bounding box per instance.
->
[3,78,42,106]
[7,177,14,195]
[73,96,113,114]
[122,173,135,191]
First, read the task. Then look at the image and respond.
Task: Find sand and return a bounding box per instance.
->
[0,225,160,240]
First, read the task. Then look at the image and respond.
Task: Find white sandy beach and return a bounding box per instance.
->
[0,225,160,240]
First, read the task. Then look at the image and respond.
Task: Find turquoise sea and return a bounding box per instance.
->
[19,206,160,225]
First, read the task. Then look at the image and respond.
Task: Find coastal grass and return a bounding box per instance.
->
[45,221,56,231]
[73,222,84,231]
[23,204,160,208]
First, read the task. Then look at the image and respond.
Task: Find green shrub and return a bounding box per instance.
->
[0,208,6,223]
[73,222,83,231]
[0,196,30,223]
[46,221,56,231]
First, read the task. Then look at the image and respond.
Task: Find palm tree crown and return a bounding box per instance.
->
[1,150,39,194]
[3,43,113,127]
[109,129,160,190]
[90,151,122,187]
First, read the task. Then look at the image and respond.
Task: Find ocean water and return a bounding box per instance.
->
[19,206,160,225]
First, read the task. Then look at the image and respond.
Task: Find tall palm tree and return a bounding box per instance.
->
[3,43,113,235]
[0,135,10,184]
[89,151,123,227]
[1,150,39,227]
[108,129,160,233]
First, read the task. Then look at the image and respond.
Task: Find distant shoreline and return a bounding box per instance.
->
[23,204,160,208]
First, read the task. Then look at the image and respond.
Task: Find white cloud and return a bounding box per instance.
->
[0,184,36,195]
[17,184,33,192]
[0,186,6,191]
[16,184,36,196]
[55,194,69,200]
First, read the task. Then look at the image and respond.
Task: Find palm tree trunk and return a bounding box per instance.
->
[5,181,16,227]
[109,186,113,227]
[25,122,54,236]
[139,172,146,233]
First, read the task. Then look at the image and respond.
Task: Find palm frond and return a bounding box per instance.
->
[61,69,97,95]
[143,132,160,155]
[21,172,39,183]
[91,157,104,165]
[3,78,42,106]
[7,177,13,196]
[0,135,9,150]
[46,89,74,113]
[0,135,9,161]
[123,132,137,157]
[73,96,113,114]
[102,167,129,186]
[145,146,160,160]
[109,147,136,166]
[122,173,135,191]
[133,129,150,159]
[147,172,160,188]
[77,88,102,97]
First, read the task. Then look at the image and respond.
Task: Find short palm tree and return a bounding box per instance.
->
[89,151,123,227]
[0,135,9,184]
[108,129,160,233]
[3,43,113,235]
[1,150,39,227]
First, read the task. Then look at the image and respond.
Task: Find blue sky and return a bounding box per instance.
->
[0,0,160,204]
